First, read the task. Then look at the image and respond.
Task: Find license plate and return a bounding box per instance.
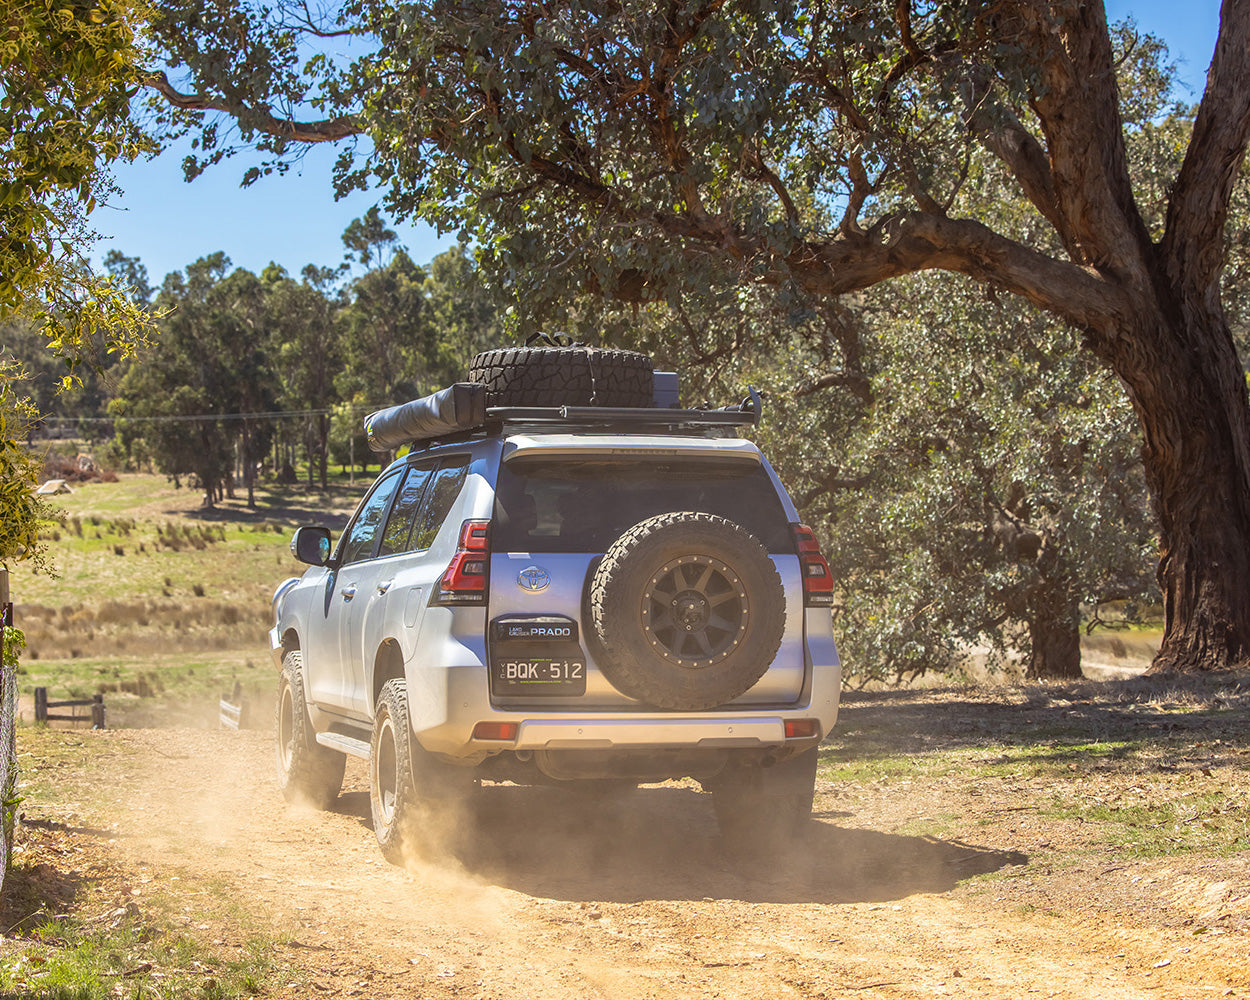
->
[492,657,587,696]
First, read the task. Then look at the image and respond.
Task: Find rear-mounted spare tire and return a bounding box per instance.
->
[467,345,653,408]
[589,512,786,711]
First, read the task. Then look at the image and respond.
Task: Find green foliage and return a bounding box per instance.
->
[0,885,299,998]
[109,224,502,495]
[0,361,55,571]
[2,627,24,670]
[0,0,155,362]
[112,254,276,506]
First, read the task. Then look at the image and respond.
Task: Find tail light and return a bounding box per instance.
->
[792,523,835,607]
[434,520,490,605]
[784,719,821,740]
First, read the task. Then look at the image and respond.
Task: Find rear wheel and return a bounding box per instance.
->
[370,679,418,864]
[370,678,478,864]
[275,651,345,809]
[709,750,818,850]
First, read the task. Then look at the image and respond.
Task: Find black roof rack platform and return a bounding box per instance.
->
[366,385,761,451]
[488,391,761,430]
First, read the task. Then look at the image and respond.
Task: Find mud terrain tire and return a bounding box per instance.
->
[589,512,785,710]
[276,651,345,809]
[370,679,419,864]
[467,346,653,408]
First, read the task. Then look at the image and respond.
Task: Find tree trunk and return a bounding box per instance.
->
[1112,304,1250,673]
[1025,599,1082,680]
[318,414,330,491]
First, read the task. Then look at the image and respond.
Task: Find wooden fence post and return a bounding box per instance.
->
[34,687,47,723]
[91,694,106,730]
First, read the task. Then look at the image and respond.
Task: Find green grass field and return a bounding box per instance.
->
[6,472,362,721]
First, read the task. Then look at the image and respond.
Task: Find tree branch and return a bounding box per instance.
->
[143,71,362,142]
[1161,0,1250,299]
[1014,1,1151,276]
[788,213,1128,334]
[795,370,873,405]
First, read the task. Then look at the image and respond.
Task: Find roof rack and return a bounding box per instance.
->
[487,388,762,430]
[365,384,761,452]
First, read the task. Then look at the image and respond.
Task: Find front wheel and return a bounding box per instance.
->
[275,651,345,809]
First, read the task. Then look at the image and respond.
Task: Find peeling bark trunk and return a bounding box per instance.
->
[1110,303,1250,673]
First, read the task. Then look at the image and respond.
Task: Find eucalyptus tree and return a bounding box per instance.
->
[113,255,275,507]
[263,263,346,489]
[146,0,1250,671]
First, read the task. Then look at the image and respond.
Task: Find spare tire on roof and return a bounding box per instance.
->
[467,340,653,408]
[589,512,786,711]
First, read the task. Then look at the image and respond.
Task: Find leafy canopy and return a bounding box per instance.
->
[2,0,156,360]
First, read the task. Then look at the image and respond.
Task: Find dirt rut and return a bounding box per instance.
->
[20,727,1249,999]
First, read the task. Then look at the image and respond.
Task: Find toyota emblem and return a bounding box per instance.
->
[517,566,551,593]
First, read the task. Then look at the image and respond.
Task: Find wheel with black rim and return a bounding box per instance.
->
[589,512,785,710]
[370,678,418,864]
[275,651,345,809]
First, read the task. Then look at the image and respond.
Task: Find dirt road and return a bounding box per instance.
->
[13,686,1250,1000]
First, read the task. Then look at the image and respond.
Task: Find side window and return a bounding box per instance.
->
[378,463,435,557]
[339,470,403,565]
[412,459,469,550]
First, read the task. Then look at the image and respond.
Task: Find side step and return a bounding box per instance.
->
[315,731,371,759]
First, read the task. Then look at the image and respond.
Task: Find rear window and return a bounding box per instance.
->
[492,456,792,553]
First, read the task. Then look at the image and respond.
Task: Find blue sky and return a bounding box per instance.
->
[96,3,1222,286]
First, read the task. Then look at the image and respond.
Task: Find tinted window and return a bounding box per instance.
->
[412,459,469,550]
[339,470,403,564]
[378,463,435,557]
[492,457,792,553]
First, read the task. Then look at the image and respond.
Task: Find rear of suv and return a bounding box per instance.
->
[270,346,841,860]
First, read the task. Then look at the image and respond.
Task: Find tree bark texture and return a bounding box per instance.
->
[1110,304,1250,671]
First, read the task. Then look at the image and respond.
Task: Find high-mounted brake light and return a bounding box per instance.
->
[792,523,835,608]
[434,520,491,605]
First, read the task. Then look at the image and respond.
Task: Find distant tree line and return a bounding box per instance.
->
[5,211,500,508]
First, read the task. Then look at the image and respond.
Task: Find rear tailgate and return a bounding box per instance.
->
[486,442,806,710]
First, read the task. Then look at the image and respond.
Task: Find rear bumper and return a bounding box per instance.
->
[514,716,786,750]
[413,614,841,758]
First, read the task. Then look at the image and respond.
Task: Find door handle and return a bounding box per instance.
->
[341,585,357,602]
[376,580,393,594]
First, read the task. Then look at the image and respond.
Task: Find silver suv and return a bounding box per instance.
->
[269,348,841,860]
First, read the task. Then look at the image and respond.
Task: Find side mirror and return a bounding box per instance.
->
[291,525,333,566]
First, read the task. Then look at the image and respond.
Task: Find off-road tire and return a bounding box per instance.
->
[275,651,346,809]
[708,749,818,850]
[370,679,419,864]
[467,346,653,408]
[589,512,786,710]
[370,678,477,864]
